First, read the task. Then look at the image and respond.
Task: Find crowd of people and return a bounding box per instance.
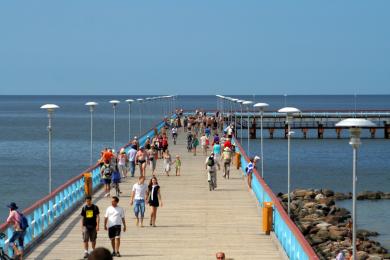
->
[4,108,262,260]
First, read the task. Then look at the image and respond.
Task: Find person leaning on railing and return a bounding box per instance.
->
[6,202,25,260]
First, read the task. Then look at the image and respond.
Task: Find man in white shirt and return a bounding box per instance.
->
[104,196,126,257]
[200,133,208,156]
[130,176,148,227]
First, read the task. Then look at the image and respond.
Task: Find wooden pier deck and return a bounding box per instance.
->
[27,131,282,260]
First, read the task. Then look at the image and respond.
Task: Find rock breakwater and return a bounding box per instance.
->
[277,189,389,259]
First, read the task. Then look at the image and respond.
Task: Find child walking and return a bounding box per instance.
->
[173,155,182,176]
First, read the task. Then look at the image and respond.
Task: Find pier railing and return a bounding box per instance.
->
[0,120,166,257]
[232,137,319,260]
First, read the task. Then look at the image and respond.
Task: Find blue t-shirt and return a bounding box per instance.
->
[213,144,221,155]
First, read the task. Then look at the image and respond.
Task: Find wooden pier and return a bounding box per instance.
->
[27,131,283,259]
[229,110,390,139]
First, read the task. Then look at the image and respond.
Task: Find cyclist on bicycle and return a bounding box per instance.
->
[221,147,233,179]
[171,126,178,145]
[205,153,220,191]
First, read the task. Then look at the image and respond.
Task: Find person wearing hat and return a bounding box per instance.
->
[6,202,25,259]
[221,147,233,179]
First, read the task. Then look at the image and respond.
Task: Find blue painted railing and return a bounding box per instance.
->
[0,120,166,257]
[233,137,319,260]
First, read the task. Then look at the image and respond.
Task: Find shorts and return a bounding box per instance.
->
[9,230,25,249]
[83,227,97,242]
[162,146,168,153]
[108,225,121,239]
[103,178,111,185]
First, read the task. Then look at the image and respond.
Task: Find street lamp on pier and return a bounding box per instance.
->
[109,100,120,149]
[335,118,375,260]
[40,104,60,194]
[278,106,301,217]
[85,102,98,166]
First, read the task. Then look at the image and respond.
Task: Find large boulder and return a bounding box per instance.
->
[322,189,335,197]
[357,251,369,260]
[328,226,347,241]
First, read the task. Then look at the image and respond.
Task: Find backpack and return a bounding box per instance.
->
[103,165,112,177]
[207,156,215,167]
[18,212,29,231]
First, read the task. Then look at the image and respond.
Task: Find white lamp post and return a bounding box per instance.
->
[40,104,60,194]
[236,100,244,143]
[109,100,120,149]
[278,107,301,217]
[254,102,269,204]
[137,98,143,135]
[335,118,375,260]
[85,102,98,166]
[125,99,134,141]
[243,101,253,155]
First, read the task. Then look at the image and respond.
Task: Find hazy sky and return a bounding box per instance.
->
[0,1,389,95]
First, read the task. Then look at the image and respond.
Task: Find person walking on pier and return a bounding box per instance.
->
[135,146,148,177]
[127,145,137,178]
[221,147,233,179]
[173,155,182,176]
[104,196,126,257]
[163,150,172,176]
[148,146,158,175]
[205,153,221,191]
[6,202,27,260]
[101,160,113,197]
[80,196,100,259]
[117,149,128,178]
[200,133,208,156]
[148,176,163,227]
[192,134,199,156]
[130,176,148,227]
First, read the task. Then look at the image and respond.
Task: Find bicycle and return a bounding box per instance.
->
[111,171,121,197]
[0,233,12,260]
[208,171,217,191]
[172,133,177,145]
[223,161,231,179]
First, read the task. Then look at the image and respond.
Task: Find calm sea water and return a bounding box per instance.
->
[0,95,389,248]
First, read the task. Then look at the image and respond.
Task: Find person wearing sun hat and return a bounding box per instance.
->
[6,202,25,259]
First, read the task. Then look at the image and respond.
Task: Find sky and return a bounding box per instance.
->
[0,1,389,95]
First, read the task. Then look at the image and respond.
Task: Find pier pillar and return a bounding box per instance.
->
[269,128,275,139]
[336,127,342,139]
[284,124,288,139]
[301,128,308,139]
[317,124,324,139]
[385,123,390,139]
[249,118,256,139]
[370,127,376,139]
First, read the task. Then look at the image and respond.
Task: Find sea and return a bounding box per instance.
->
[0,95,389,249]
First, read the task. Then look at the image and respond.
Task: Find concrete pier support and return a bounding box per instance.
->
[385,123,390,139]
[336,127,342,139]
[250,118,256,139]
[317,124,324,139]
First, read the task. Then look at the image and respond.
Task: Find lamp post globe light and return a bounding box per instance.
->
[254,102,269,204]
[85,102,98,166]
[40,104,60,194]
[242,101,253,155]
[109,100,120,149]
[335,118,375,260]
[136,98,143,136]
[278,106,301,217]
[125,99,134,141]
